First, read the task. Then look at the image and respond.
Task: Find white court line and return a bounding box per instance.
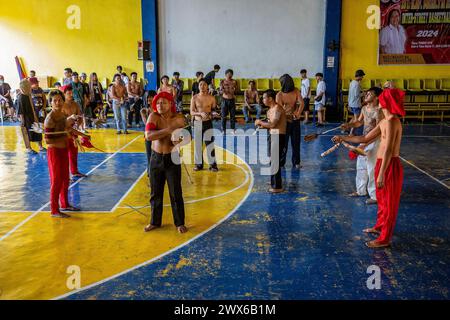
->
[0,136,141,242]
[53,149,254,300]
[400,156,450,190]
[111,170,148,212]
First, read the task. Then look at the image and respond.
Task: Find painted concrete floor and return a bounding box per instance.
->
[0,121,449,300]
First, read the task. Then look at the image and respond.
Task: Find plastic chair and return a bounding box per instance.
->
[407,79,422,91]
[256,79,270,91]
[424,79,439,91]
[272,79,281,91]
[440,79,450,91]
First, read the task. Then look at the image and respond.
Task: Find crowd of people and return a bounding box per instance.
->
[1,63,406,247]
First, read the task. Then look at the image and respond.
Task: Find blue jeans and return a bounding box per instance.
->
[243,104,262,122]
[113,100,128,132]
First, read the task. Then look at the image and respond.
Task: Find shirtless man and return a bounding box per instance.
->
[127,72,143,128]
[158,75,177,99]
[219,69,238,134]
[341,87,384,205]
[144,92,188,234]
[276,74,304,169]
[61,85,87,178]
[243,80,262,123]
[256,89,287,193]
[45,90,88,217]
[111,74,128,134]
[190,78,219,172]
[332,87,405,248]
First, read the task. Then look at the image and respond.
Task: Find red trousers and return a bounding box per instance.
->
[48,147,70,214]
[373,157,404,244]
[68,137,79,175]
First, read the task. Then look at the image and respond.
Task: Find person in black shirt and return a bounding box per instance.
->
[204,65,220,94]
[0,75,17,121]
[191,71,204,97]
[17,79,45,153]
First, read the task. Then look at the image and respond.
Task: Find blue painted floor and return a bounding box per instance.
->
[58,122,450,300]
[0,151,147,212]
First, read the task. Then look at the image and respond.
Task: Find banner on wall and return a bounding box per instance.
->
[378,0,450,65]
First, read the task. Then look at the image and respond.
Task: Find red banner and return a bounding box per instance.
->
[379,0,450,65]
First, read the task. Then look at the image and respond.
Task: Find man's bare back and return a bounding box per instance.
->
[276,89,303,120]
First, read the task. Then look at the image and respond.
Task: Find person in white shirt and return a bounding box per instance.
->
[380,9,407,54]
[300,69,311,124]
[314,73,326,127]
[348,69,366,135]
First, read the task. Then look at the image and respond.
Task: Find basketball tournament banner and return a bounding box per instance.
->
[379,0,450,65]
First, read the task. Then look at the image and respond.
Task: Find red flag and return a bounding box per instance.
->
[15,56,27,80]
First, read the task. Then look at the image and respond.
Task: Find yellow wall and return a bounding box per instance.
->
[341,0,450,81]
[0,0,142,89]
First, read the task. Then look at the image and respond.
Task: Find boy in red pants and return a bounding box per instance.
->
[61,85,87,178]
[333,88,405,248]
[45,90,89,218]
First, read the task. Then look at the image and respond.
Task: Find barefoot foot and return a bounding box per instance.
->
[366,240,391,248]
[144,224,160,232]
[363,228,381,234]
[177,225,188,234]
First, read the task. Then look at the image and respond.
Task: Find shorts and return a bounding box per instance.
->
[314,103,325,111]
[303,98,310,112]
[350,107,361,115]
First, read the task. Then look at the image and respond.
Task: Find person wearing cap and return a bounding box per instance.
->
[144,91,188,234]
[30,77,48,121]
[348,69,366,135]
[341,87,384,205]
[333,86,405,248]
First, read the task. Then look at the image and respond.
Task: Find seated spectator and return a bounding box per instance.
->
[243,80,262,123]
[0,75,17,121]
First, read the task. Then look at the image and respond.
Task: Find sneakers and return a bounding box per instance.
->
[116,131,122,135]
[209,165,219,172]
[193,166,203,171]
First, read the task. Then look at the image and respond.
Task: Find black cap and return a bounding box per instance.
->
[355,69,366,77]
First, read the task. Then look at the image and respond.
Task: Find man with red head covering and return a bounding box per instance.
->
[333,87,405,248]
[144,91,188,234]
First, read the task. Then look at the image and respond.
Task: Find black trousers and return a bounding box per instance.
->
[128,98,142,125]
[149,151,185,227]
[280,120,301,167]
[145,139,152,174]
[193,120,216,168]
[221,98,236,131]
[268,133,286,189]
